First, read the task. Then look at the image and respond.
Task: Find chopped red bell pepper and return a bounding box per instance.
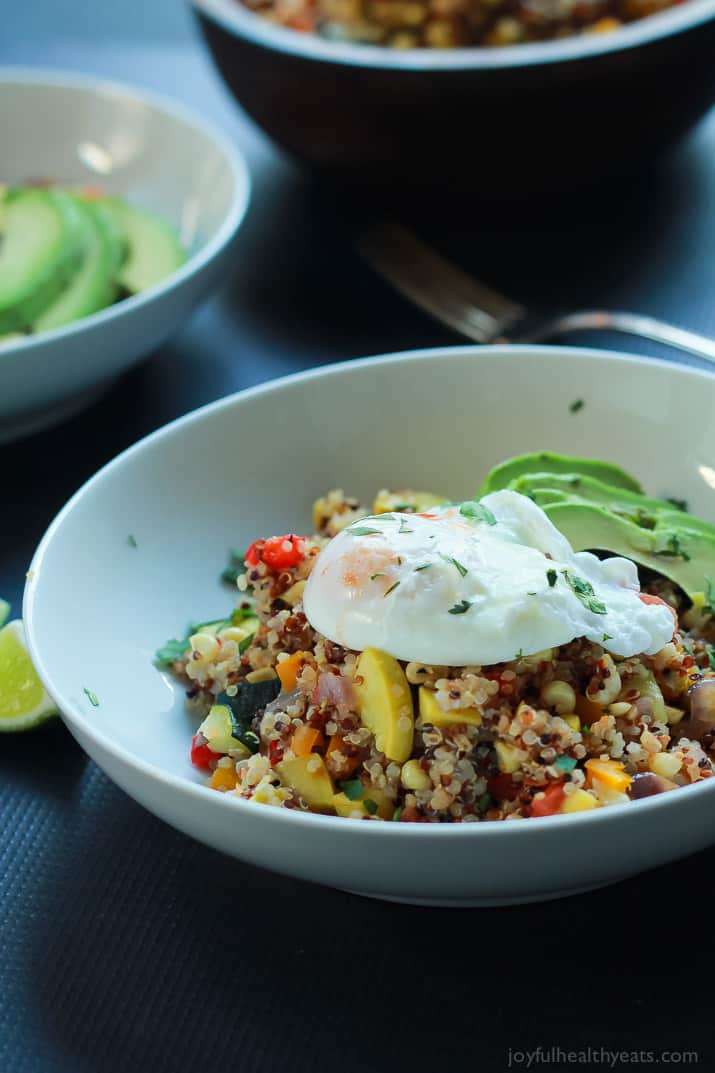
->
[530,781,566,817]
[191,733,221,770]
[245,534,306,571]
[487,774,521,801]
[245,539,265,567]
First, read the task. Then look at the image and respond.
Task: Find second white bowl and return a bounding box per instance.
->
[0,70,251,442]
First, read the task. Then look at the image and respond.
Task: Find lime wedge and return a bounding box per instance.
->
[0,619,58,732]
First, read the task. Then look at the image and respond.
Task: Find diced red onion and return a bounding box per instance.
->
[314,672,355,711]
[688,678,715,727]
[630,772,675,799]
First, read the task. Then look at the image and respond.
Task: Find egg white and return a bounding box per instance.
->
[302,490,675,666]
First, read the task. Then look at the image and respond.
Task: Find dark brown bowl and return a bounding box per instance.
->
[192,0,715,184]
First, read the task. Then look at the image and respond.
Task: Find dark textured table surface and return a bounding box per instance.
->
[3,5,715,1072]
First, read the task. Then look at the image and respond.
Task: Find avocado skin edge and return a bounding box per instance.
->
[479,453,643,497]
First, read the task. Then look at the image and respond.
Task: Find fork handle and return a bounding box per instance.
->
[520,310,715,365]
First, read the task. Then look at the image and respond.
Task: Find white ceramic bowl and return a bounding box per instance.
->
[23,346,715,906]
[0,70,250,443]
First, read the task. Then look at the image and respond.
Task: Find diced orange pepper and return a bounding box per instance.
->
[326,734,361,776]
[277,651,305,691]
[575,693,605,726]
[210,766,237,791]
[585,758,632,793]
[290,724,324,758]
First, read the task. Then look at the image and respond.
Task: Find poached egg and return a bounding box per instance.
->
[302,490,675,666]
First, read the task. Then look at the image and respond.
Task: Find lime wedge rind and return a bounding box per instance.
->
[0,619,59,732]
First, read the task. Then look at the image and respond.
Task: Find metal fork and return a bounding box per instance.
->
[357,221,715,364]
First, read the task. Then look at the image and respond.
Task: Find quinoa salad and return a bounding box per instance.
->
[237,0,683,49]
[156,452,715,823]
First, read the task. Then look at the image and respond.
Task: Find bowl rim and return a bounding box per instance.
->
[23,344,715,842]
[193,0,715,71]
[0,66,251,362]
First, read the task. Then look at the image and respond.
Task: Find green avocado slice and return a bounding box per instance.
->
[100,198,185,294]
[0,188,86,332]
[509,472,676,517]
[478,453,642,497]
[544,501,715,598]
[33,197,127,332]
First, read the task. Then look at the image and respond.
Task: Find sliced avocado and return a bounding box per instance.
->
[478,453,642,497]
[544,501,715,597]
[513,472,715,542]
[33,198,127,332]
[100,198,185,294]
[510,472,675,517]
[0,188,87,332]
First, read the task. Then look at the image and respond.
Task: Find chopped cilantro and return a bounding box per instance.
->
[83,688,99,707]
[581,724,592,735]
[221,548,247,585]
[398,519,414,534]
[384,581,401,597]
[708,648,715,672]
[341,779,364,801]
[527,591,537,596]
[665,534,691,561]
[393,503,416,512]
[414,563,432,572]
[348,526,382,536]
[238,634,254,654]
[459,501,497,526]
[569,399,584,414]
[602,633,613,642]
[665,497,687,512]
[363,798,379,815]
[555,755,577,772]
[478,792,493,813]
[561,570,607,615]
[440,554,468,578]
[127,534,137,548]
[515,648,524,659]
[448,599,472,615]
[370,572,386,581]
[547,569,557,588]
[154,636,191,666]
[154,611,256,668]
[392,805,403,822]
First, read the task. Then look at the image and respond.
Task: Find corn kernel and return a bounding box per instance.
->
[649,752,682,779]
[562,714,581,732]
[541,680,576,714]
[219,626,251,644]
[401,759,431,791]
[190,632,219,661]
[245,667,278,684]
